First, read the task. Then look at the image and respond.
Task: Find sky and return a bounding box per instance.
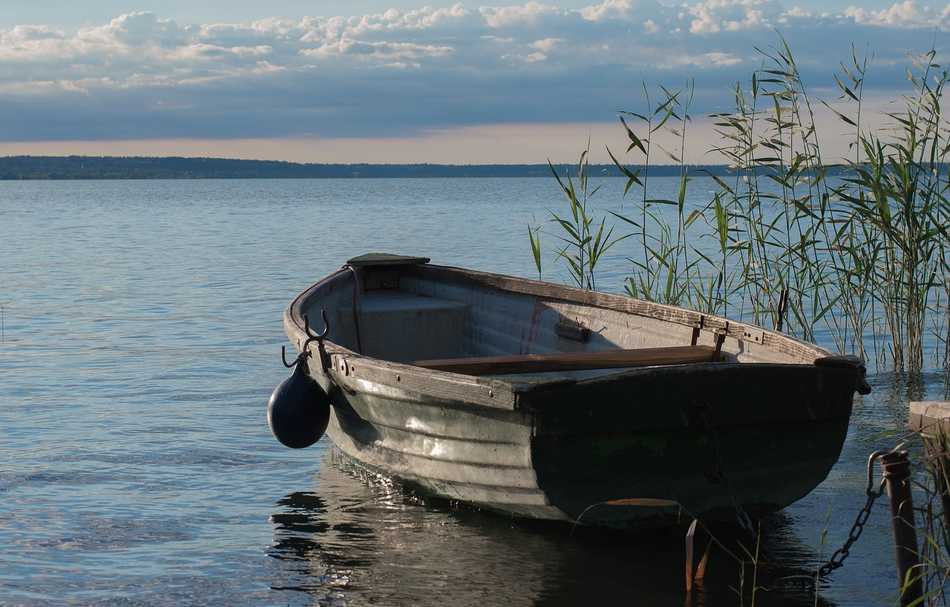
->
[0,0,947,163]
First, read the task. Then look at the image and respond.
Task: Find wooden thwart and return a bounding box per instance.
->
[413,345,717,376]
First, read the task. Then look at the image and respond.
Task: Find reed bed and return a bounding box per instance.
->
[533,38,949,374]
[533,38,950,603]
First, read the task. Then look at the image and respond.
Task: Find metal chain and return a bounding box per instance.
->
[817,450,890,577]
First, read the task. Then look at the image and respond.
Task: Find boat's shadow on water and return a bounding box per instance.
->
[267,453,836,607]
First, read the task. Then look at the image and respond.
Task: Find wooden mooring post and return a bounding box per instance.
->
[908,401,950,541]
[880,450,923,606]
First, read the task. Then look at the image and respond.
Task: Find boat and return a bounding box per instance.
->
[271,253,869,528]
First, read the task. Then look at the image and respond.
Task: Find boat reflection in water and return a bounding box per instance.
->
[268,450,836,606]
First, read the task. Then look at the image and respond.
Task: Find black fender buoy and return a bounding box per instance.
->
[267,360,332,449]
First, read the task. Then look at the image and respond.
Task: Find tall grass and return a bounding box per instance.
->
[532,142,627,290]
[533,38,949,374]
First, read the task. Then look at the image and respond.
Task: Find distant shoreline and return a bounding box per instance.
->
[0,155,905,180]
[0,155,734,180]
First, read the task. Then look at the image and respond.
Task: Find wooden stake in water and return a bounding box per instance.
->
[881,451,923,606]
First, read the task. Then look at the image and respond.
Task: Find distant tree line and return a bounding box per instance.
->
[0,155,745,179]
[0,155,907,180]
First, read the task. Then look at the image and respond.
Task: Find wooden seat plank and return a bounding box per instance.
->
[413,345,717,376]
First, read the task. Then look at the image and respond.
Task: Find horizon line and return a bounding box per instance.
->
[0,154,745,168]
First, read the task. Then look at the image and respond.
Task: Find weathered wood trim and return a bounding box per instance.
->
[509,360,847,401]
[909,401,950,437]
[414,345,717,375]
[284,262,837,411]
[284,269,518,410]
[409,264,831,363]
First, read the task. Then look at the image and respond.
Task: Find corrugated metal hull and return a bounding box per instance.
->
[322,386,572,521]
[317,363,854,528]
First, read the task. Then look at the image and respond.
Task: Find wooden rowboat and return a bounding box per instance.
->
[280,254,868,528]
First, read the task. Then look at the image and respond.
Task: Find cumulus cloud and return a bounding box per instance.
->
[480,2,560,27]
[0,1,946,141]
[303,39,454,62]
[531,37,561,52]
[844,0,950,28]
[669,51,744,67]
[685,0,781,34]
[579,0,633,22]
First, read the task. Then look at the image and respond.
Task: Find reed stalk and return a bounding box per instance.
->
[530,37,950,375]
[535,142,627,291]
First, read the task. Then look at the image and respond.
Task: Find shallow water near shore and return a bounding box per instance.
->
[1,178,947,606]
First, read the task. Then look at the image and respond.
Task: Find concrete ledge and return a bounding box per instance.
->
[909,401,950,437]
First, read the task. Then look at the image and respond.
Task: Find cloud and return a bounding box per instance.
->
[685,0,781,34]
[480,2,560,27]
[579,0,633,22]
[87,11,188,48]
[303,39,454,62]
[0,2,946,142]
[670,51,744,67]
[843,0,950,28]
[531,37,561,54]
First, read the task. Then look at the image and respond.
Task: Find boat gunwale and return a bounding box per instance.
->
[405,264,832,362]
[284,263,836,411]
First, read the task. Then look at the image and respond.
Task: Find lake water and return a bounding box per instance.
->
[1,178,947,606]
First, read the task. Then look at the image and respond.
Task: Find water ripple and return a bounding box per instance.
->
[1,178,945,606]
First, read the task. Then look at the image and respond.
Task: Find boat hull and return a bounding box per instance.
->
[308,361,853,528]
[524,363,853,526]
[283,261,861,528]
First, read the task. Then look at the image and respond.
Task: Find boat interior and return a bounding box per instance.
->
[295,256,824,380]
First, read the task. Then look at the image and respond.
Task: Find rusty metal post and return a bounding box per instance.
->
[881,450,923,606]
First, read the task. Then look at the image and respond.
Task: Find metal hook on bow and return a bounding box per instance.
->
[305,309,332,372]
[303,309,330,348]
[280,309,331,369]
[281,345,301,368]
